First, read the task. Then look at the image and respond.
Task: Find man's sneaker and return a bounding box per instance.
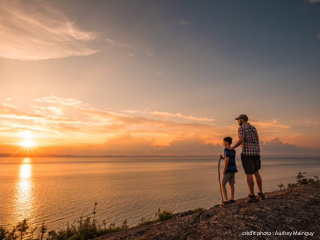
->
[245,195,258,203]
[220,201,230,207]
[229,200,236,204]
[257,192,266,200]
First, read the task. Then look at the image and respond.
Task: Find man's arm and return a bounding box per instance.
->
[228,126,244,150]
[229,136,244,150]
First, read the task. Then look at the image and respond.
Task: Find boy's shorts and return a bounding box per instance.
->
[241,154,261,174]
[222,173,235,185]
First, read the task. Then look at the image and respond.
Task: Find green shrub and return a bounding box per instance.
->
[156,208,173,222]
[0,226,9,240]
[285,172,319,189]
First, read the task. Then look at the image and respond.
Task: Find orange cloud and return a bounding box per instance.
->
[147,111,214,122]
[0,95,222,147]
[251,119,290,131]
[1,95,318,156]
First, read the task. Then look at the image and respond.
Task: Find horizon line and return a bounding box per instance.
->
[1,153,320,159]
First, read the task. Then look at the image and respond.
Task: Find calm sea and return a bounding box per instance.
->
[0,156,319,230]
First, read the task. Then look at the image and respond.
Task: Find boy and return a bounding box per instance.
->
[219,136,238,207]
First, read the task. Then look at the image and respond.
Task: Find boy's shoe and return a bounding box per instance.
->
[245,195,258,203]
[229,200,236,204]
[257,192,266,200]
[220,201,230,207]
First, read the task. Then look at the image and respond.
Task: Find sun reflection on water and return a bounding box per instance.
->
[14,158,34,220]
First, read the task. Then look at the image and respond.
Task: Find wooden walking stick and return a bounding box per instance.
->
[218,157,224,203]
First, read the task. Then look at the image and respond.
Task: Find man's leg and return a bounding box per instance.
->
[229,184,235,200]
[254,171,262,194]
[246,174,255,196]
[242,155,255,196]
[221,182,228,202]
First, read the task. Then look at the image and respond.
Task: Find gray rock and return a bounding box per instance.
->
[95,184,319,240]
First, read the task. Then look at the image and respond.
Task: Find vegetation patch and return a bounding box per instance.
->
[278,171,319,190]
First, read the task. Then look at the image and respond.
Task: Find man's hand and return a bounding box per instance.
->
[231,136,244,150]
[219,154,224,159]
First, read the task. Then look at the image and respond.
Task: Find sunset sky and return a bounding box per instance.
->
[1,0,320,156]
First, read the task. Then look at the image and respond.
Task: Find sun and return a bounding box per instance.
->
[13,131,39,157]
[20,138,35,147]
[18,131,37,148]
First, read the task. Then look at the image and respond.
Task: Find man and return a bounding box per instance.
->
[228,114,265,203]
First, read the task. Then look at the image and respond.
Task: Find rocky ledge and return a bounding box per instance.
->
[96,184,319,240]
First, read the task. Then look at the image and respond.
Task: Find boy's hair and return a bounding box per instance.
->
[223,137,232,145]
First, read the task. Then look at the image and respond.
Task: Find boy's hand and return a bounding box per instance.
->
[223,170,226,175]
[227,146,234,150]
[219,154,224,159]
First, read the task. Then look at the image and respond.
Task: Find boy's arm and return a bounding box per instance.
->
[223,152,229,175]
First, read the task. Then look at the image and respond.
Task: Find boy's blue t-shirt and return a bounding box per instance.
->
[224,148,238,174]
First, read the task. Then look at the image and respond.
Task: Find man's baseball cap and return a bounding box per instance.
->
[235,114,248,121]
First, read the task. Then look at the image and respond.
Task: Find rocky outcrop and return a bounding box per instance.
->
[96,184,319,239]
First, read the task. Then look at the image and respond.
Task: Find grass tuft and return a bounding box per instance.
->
[0,203,128,240]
